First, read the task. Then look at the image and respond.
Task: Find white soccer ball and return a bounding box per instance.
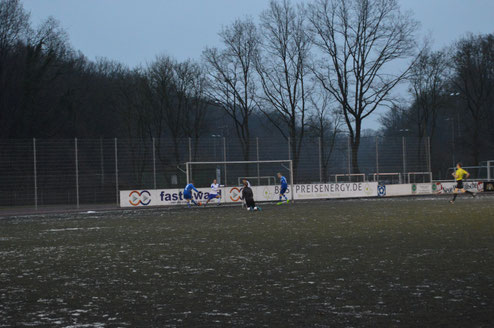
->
[247,207,251,211]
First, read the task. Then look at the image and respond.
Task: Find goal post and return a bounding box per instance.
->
[185,160,294,201]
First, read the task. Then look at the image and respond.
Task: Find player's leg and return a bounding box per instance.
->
[278,187,288,204]
[281,188,288,201]
[246,198,255,210]
[450,187,459,203]
[185,193,198,207]
[204,194,214,206]
[462,188,475,197]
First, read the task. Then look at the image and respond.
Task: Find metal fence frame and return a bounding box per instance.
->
[0,136,435,210]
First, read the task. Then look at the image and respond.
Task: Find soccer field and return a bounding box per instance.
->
[1,197,493,327]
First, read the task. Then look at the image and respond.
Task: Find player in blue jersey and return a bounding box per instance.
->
[183,181,200,208]
[277,172,289,205]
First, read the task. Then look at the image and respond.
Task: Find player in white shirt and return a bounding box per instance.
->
[204,179,223,206]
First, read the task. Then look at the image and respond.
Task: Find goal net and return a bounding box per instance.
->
[185,160,293,203]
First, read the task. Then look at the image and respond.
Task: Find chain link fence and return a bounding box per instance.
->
[0,136,432,210]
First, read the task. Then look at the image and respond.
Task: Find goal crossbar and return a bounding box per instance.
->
[237,176,276,186]
[372,172,402,184]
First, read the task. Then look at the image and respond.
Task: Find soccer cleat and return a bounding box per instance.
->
[276,201,284,205]
[449,200,454,204]
[286,199,290,204]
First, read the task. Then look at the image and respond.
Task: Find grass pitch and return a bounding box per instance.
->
[1,196,494,327]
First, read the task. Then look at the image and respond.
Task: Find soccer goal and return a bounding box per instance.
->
[332,173,366,183]
[185,160,294,201]
[407,172,432,184]
[371,172,402,184]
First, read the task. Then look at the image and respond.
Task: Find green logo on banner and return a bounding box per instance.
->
[412,184,417,192]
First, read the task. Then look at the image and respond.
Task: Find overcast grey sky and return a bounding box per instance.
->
[21,0,494,129]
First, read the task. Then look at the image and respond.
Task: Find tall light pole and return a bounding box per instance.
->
[448,92,461,166]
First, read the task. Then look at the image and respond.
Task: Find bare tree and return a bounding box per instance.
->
[175,60,209,159]
[0,0,30,55]
[202,18,259,161]
[308,0,418,173]
[255,0,312,179]
[409,47,449,144]
[307,90,342,181]
[451,34,494,165]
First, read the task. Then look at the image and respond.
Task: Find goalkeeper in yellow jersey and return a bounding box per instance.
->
[450,162,476,204]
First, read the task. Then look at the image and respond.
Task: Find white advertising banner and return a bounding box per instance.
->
[433,181,483,194]
[378,184,412,197]
[120,187,215,207]
[120,185,289,208]
[293,182,377,200]
[412,183,433,194]
[120,182,377,208]
[223,185,284,204]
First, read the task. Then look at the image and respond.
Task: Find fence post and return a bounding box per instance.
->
[318,137,322,182]
[188,137,192,162]
[256,137,260,186]
[488,161,492,181]
[152,137,157,189]
[375,136,379,177]
[289,160,294,200]
[402,136,406,184]
[114,138,119,206]
[223,137,227,186]
[75,138,80,208]
[186,162,190,184]
[33,138,38,210]
[288,138,291,160]
[100,137,104,189]
[347,136,351,177]
[188,137,192,185]
[427,137,432,174]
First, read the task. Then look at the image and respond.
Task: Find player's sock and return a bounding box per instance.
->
[465,190,474,197]
[191,200,198,206]
[283,195,288,201]
[452,194,458,202]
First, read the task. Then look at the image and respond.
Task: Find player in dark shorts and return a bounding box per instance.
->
[241,181,260,211]
[450,162,476,204]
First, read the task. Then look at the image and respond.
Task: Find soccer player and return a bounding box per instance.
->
[277,172,289,205]
[204,179,222,206]
[450,162,476,204]
[240,179,251,208]
[241,180,259,211]
[183,181,200,208]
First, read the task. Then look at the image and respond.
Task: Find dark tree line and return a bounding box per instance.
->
[1,0,492,180]
[381,33,494,177]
